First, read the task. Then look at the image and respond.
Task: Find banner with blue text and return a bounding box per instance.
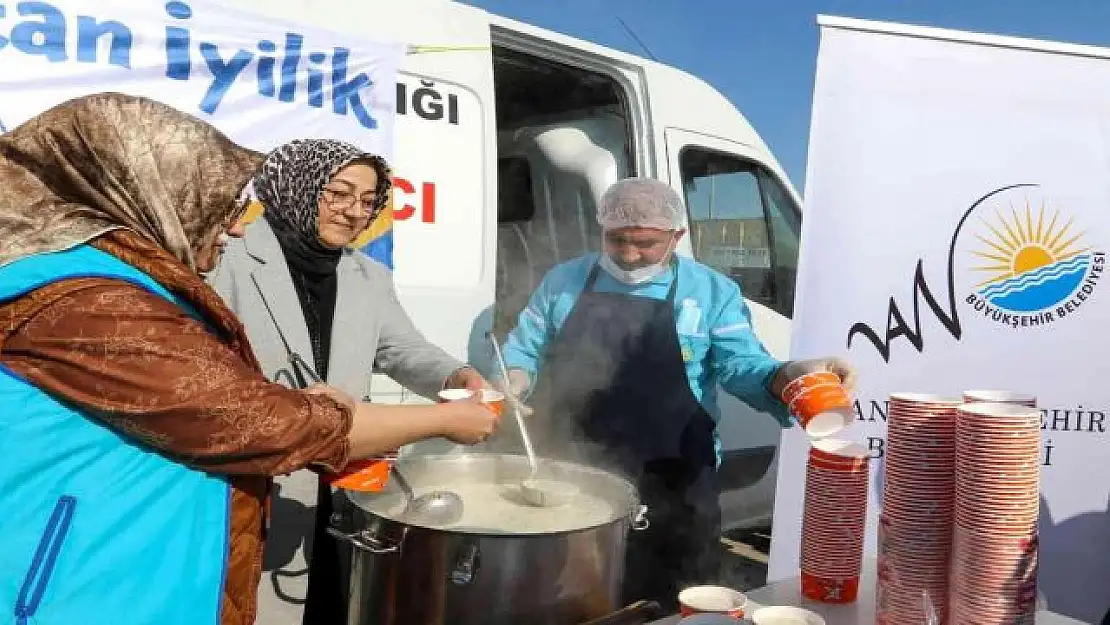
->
[0,0,403,264]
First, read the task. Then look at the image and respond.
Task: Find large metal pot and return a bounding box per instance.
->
[329,453,648,625]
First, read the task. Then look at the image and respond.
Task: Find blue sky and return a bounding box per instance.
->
[461,0,1110,191]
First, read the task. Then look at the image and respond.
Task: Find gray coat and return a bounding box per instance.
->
[208,219,463,625]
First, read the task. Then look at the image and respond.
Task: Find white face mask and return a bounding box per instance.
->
[599,238,676,285]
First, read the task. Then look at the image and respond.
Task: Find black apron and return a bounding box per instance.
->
[527,262,721,611]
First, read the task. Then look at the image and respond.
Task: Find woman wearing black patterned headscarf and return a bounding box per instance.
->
[253,140,393,381]
[209,139,494,625]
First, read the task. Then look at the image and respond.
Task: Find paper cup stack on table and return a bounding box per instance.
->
[876,393,960,625]
[785,370,865,606]
[799,439,868,604]
[782,372,854,437]
[949,402,1041,625]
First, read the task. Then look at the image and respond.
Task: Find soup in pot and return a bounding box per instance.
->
[347,454,636,535]
[377,480,615,534]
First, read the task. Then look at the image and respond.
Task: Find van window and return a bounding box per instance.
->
[679,148,800,318]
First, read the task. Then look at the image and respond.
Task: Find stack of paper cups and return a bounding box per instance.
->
[877,393,961,624]
[960,389,1046,614]
[800,438,869,604]
[950,402,1041,625]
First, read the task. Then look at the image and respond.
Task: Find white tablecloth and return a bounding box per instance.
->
[647,559,1088,625]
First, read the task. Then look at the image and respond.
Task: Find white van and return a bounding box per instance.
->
[230,0,802,530]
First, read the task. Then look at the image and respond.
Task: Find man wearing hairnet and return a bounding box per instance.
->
[497,177,855,609]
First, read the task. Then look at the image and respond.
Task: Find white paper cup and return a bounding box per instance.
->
[438,388,473,401]
[678,586,747,618]
[437,388,505,415]
[751,606,826,625]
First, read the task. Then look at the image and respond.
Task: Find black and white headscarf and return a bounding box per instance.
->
[253,138,392,244]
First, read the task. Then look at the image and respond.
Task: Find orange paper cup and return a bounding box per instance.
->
[782,372,840,407]
[437,388,505,416]
[789,382,853,437]
[678,586,747,618]
[479,389,506,416]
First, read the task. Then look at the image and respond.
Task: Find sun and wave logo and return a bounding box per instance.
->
[846,184,1107,362]
[966,200,1104,327]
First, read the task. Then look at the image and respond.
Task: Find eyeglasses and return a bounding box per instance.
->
[322,187,378,216]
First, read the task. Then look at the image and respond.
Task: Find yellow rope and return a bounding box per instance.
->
[407,44,491,55]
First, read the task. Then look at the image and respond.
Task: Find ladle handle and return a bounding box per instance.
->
[487,332,538,474]
[513,405,538,476]
[390,464,414,503]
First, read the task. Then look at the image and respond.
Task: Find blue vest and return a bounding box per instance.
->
[0,245,230,625]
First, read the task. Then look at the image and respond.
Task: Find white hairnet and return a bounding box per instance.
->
[596,177,685,230]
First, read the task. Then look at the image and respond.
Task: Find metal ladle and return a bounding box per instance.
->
[488,332,538,475]
[488,334,579,507]
[391,464,463,526]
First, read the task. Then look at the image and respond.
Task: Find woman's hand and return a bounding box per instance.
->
[342,394,501,459]
[444,365,490,392]
[436,395,501,444]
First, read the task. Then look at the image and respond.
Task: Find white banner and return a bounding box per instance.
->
[0,0,403,260]
[769,18,1110,623]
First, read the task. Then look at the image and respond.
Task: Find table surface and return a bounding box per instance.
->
[647,560,1088,625]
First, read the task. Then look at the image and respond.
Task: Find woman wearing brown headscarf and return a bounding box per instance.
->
[0,93,499,625]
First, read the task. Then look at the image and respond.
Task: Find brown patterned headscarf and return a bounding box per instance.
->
[0,92,263,271]
[0,92,267,371]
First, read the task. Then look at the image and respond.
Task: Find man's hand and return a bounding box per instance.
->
[770,357,858,399]
[503,369,531,397]
[493,369,535,417]
[444,365,490,392]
